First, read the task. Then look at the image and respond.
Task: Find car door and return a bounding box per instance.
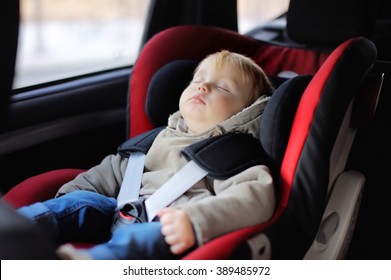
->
[0,0,243,195]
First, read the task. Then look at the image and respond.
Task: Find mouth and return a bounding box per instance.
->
[189,94,206,104]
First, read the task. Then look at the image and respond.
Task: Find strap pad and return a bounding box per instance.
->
[118,127,164,157]
[182,133,270,179]
[118,129,270,180]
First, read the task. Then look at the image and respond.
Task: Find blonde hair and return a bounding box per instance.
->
[202,50,275,105]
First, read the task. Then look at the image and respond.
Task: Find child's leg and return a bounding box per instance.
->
[73,222,178,260]
[18,190,116,244]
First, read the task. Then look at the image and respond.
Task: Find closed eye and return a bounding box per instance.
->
[216,85,230,93]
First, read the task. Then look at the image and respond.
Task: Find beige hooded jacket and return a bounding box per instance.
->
[57,96,275,245]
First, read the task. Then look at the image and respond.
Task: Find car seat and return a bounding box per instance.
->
[3,24,331,208]
[2,24,378,260]
[171,30,377,260]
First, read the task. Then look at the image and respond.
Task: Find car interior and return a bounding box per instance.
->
[0,0,390,260]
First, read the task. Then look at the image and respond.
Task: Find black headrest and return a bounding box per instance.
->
[146,60,198,127]
[287,0,376,47]
[260,75,312,179]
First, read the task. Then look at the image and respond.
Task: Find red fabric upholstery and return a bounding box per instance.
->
[280,39,354,208]
[129,25,330,137]
[183,219,276,260]
[3,169,85,208]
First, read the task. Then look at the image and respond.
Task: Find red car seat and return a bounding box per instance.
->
[2,26,331,210]
[177,33,377,260]
[2,25,378,260]
[3,25,331,208]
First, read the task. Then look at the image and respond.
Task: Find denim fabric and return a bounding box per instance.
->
[18,190,176,259]
[18,190,116,244]
[88,222,176,260]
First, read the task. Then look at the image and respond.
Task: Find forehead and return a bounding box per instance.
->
[195,54,239,76]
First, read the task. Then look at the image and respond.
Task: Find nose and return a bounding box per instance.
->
[197,82,210,93]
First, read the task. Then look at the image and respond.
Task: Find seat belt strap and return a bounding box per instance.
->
[117,155,208,222]
[116,152,146,210]
[145,160,208,221]
[115,131,268,222]
[116,127,164,209]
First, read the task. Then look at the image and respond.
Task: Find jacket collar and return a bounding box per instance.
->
[167,95,269,139]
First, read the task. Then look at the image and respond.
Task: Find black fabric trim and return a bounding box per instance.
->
[261,75,312,183]
[182,133,270,179]
[146,60,198,127]
[118,127,164,157]
[118,129,269,180]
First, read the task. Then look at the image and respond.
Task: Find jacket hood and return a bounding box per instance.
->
[167,95,270,140]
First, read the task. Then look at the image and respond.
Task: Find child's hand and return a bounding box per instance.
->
[157,208,195,255]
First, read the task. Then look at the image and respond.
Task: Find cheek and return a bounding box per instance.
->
[179,94,185,108]
[213,94,246,116]
[179,88,191,107]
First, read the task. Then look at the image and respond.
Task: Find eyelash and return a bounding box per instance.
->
[192,80,231,93]
[216,86,230,93]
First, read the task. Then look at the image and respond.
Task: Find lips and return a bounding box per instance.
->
[190,94,206,104]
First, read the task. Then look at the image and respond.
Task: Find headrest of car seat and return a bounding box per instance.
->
[260,75,312,182]
[146,59,289,127]
[146,60,198,127]
[287,0,376,47]
[130,25,331,137]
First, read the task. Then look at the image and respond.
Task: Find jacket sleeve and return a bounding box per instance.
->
[179,165,275,246]
[56,154,127,198]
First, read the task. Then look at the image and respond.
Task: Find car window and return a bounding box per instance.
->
[13,0,151,89]
[237,0,289,34]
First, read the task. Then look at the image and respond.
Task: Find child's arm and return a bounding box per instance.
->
[157,208,195,255]
[179,165,275,246]
[56,154,125,198]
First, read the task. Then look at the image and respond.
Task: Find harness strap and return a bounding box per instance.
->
[145,160,208,221]
[116,127,164,210]
[117,152,146,209]
[116,131,270,222]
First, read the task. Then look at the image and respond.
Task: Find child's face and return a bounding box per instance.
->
[179,55,252,133]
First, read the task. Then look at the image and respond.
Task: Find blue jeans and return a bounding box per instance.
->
[18,190,176,260]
